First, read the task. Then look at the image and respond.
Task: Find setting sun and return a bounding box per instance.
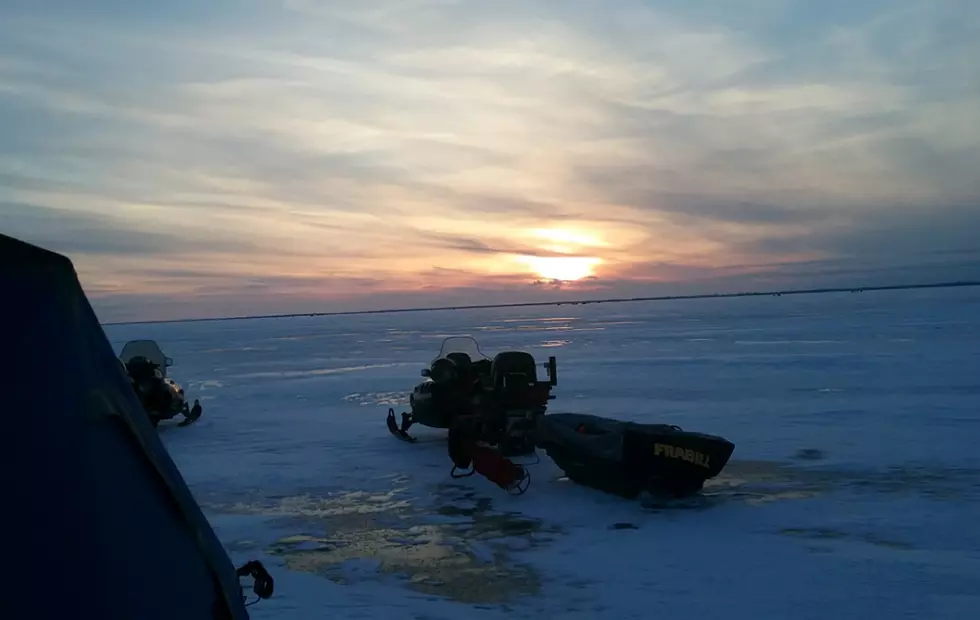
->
[518,255,602,281]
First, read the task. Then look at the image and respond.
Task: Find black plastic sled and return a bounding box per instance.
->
[534,413,735,498]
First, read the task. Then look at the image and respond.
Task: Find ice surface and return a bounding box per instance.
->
[104,287,980,619]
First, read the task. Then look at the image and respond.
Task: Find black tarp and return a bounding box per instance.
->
[0,232,249,620]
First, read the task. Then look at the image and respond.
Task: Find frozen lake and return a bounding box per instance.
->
[105,286,980,619]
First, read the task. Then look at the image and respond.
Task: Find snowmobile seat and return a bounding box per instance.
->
[490,351,538,388]
[125,356,160,382]
[490,352,543,411]
[429,357,458,383]
[446,352,481,392]
[445,352,472,366]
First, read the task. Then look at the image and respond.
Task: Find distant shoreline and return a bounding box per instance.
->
[100,279,980,327]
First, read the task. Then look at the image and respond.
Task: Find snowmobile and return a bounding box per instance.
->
[119,340,202,427]
[386,336,558,493]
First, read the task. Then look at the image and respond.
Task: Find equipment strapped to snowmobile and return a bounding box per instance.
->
[447,413,531,495]
[119,340,202,427]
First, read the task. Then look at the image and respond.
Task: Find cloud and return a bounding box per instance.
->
[1,201,257,257]
[771,204,980,260]
[2,0,979,321]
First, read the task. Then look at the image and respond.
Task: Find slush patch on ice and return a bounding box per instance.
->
[793,448,827,461]
[712,459,980,503]
[781,527,847,540]
[206,490,414,519]
[781,527,915,552]
[225,539,261,551]
[265,514,547,603]
[205,486,557,605]
[274,534,337,552]
[610,522,639,530]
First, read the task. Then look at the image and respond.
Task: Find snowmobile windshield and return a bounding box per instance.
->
[433,336,490,363]
[120,340,172,377]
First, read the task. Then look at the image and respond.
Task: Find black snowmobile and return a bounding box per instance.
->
[386,336,558,493]
[119,340,202,427]
[387,336,558,453]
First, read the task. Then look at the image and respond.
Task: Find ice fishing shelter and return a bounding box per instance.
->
[0,232,251,620]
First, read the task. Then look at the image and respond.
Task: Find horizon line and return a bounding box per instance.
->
[99,279,980,327]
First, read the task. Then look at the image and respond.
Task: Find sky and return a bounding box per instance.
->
[2,0,979,323]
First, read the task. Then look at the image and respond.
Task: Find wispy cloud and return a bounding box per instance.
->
[2,0,978,321]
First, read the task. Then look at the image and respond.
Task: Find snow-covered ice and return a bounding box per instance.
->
[105,287,980,619]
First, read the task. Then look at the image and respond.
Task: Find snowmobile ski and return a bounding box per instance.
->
[176,399,203,427]
[386,408,417,442]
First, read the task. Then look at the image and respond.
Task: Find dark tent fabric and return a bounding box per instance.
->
[0,233,250,620]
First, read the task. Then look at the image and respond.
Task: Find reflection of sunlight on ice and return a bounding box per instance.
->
[200,345,280,353]
[498,317,579,323]
[475,324,604,333]
[735,340,848,345]
[343,391,410,406]
[232,362,412,380]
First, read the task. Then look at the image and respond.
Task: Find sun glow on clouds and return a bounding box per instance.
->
[2,0,979,321]
[529,227,609,253]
